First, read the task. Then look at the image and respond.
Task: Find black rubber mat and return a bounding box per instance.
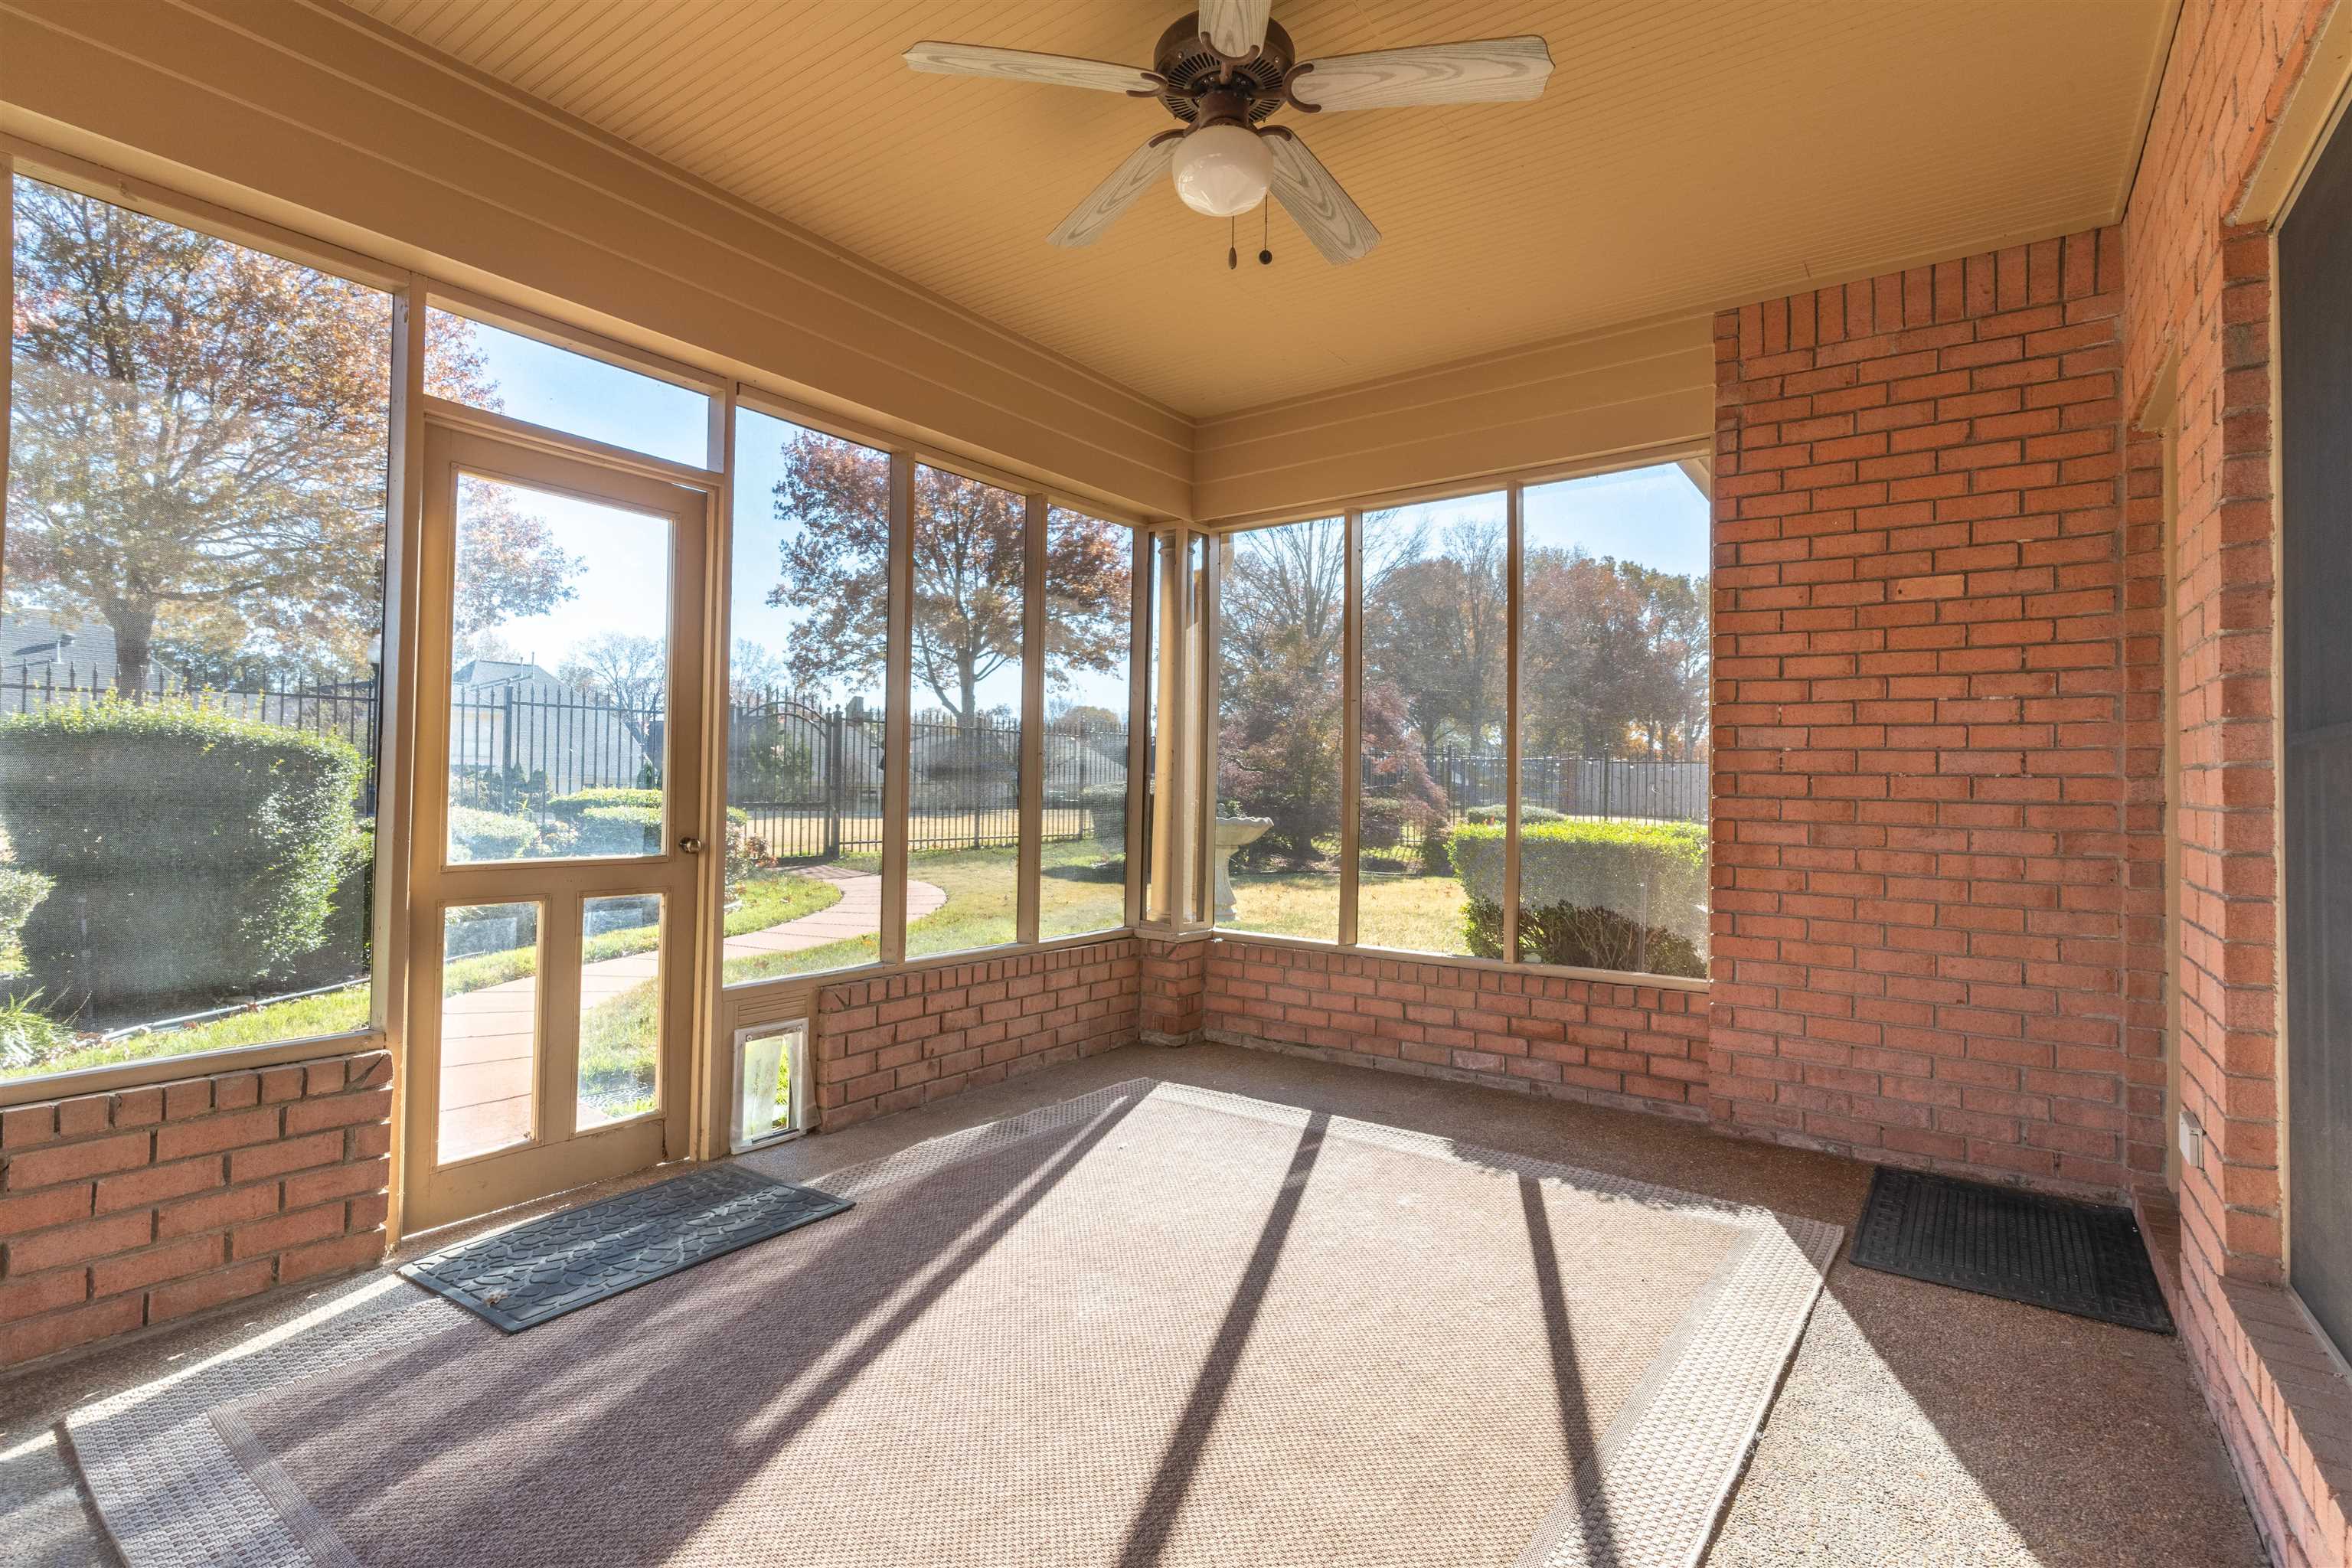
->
[400,1164,851,1332]
[1849,1167,2174,1334]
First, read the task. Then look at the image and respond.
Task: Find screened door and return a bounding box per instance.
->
[403,424,709,1231]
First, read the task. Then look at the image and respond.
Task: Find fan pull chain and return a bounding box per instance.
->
[1259,202,1272,266]
[1228,214,1237,270]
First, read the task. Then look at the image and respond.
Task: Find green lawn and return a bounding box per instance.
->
[1223,868,1470,956]
[721,838,1126,985]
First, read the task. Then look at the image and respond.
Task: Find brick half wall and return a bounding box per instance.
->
[0,1049,392,1369]
[1707,231,2160,1195]
[1202,938,1709,1117]
[814,938,1142,1129]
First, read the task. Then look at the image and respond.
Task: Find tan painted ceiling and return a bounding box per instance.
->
[344,0,2174,418]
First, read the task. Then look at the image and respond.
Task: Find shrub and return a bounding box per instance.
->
[0,867,53,975]
[573,803,664,857]
[0,991,77,1073]
[1360,796,1406,848]
[0,697,364,1017]
[1080,782,1129,851]
[547,789,748,861]
[547,786,661,821]
[549,787,752,899]
[449,805,539,863]
[285,820,374,987]
[1451,818,1708,976]
[1460,895,1706,978]
[1463,804,1564,826]
[1418,817,1453,876]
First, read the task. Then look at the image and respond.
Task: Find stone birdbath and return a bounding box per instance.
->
[1213,815,1272,923]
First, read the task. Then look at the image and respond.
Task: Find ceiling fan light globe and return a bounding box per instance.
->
[1171,123,1271,217]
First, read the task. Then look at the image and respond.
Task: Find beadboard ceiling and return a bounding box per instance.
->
[343,0,2176,417]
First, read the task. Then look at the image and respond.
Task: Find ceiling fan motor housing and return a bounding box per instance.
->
[1152,13,1296,125]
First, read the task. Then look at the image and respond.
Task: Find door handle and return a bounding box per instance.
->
[679,836,704,854]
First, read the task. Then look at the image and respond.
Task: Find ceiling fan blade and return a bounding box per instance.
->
[903,41,1157,94]
[1262,129,1380,265]
[1197,0,1272,59]
[1048,135,1182,248]
[1291,36,1554,111]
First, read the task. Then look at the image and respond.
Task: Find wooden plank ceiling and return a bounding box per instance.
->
[344,0,2175,418]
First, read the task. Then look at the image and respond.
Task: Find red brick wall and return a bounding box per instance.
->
[2125,0,2318,1292]
[0,1049,391,1368]
[1201,939,1709,1116]
[1707,228,2157,1196]
[1138,935,1207,1043]
[2120,4,2343,1566]
[814,938,1140,1129]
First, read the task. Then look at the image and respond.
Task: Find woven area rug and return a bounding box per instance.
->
[72,1079,1840,1568]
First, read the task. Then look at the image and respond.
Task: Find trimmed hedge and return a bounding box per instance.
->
[0,698,364,1016]
[449,805,538,863]
[1450,818,1709,977]
[1463,804,1564,826]
[573,804,664,858]
[0,867,52,974]
[548,789,751,896]
[286,821,374,986]
[547,786,665,821]
[547,788,748,832]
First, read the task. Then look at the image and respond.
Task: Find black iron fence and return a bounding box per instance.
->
[3,668,1691,867]
[730,694,1128,861]
[1363,746,1708,851]
[447,679,660,824]
[1435,748,1708,824]
[0,668,1130,864]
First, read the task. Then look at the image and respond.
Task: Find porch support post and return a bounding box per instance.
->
[1018,492,1046,946]
[377,278,427,1246]
[1503,482,1523,962]
[879,453,913,966]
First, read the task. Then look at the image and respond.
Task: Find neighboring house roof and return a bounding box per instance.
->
[452,657,566,693]
[0,610,181,688]
[447,657,656,789]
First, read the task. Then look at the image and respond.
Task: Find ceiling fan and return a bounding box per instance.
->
[903,4,1554,265]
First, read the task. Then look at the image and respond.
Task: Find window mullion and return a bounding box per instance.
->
[1503,482,1524,963]
[1125,528,1150,929]
[1017,493,1046,946]
[1340,508,1362,949]
[1191,531,1218,929]
[1151,529,1190,926]
[0,153,11,596]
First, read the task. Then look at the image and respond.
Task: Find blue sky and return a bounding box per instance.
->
[439,315,697,673]
[1355,464,1708,580]
[446,317,1708,691]
[459,483,671,672]
[1524,463,1710,579]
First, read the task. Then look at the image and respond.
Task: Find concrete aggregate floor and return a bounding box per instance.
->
[0,1041,2265,1567]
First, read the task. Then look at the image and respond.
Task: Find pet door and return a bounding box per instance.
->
[730,1018,810,1152]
